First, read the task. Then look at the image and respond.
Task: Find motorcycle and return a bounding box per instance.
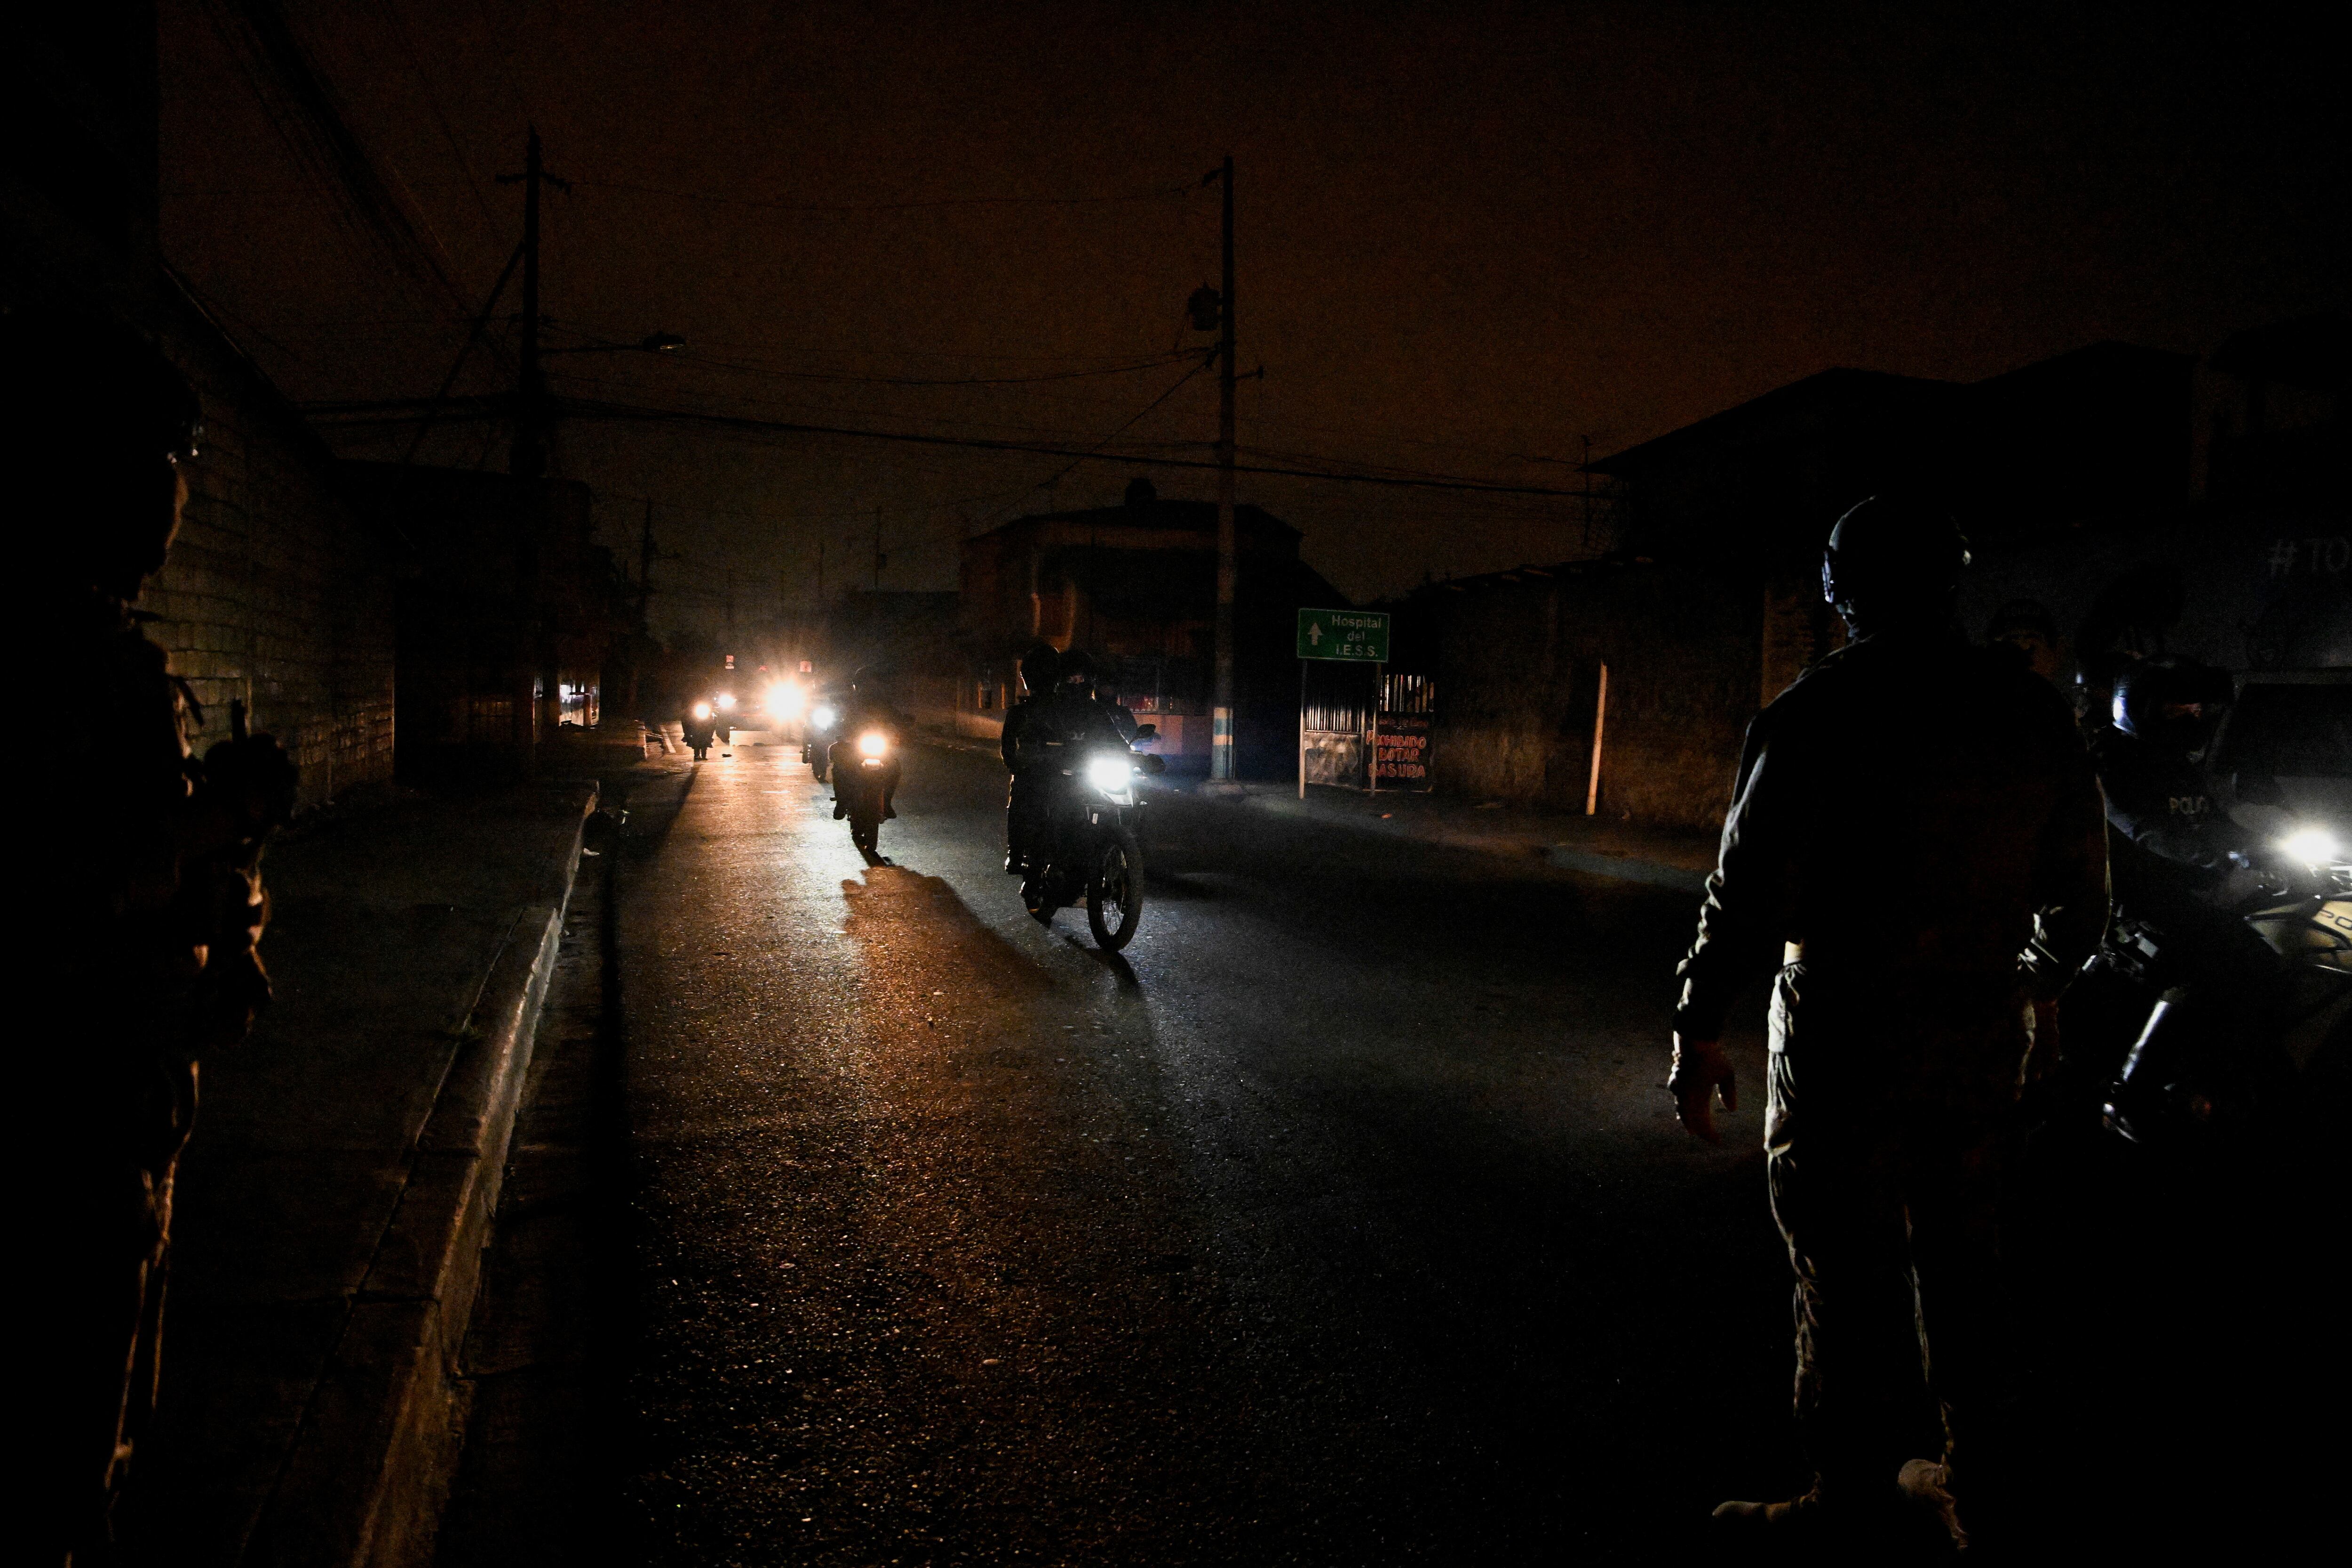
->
[712,689,737,746]
[803,698,842,782]
[829,724,898,856]
[1023,728,1165,951]
[684,700,717,761]
[2074,826,2351,1151]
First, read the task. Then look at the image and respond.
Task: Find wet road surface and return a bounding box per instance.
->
[604,734,1791,1564]
[441,732,2334,1565]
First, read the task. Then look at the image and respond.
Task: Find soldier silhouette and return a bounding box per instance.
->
[18,309,297,1564]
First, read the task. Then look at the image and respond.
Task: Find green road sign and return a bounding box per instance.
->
[1296,608,1391,662]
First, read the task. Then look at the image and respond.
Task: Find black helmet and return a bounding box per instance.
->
[2112,659,2233,749]
[1821,495,1971,627]
[1059,649,1097,687]
[1019,642,1060,692]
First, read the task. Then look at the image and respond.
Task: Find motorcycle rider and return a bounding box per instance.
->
[1001,643,1060,874]
[2086,658,2266,1132]
[682,698,716,761]
[828,667,906,822]
[1041,649,1133,747]
[1671,494,2109,1554]
[1013,651,1135,892]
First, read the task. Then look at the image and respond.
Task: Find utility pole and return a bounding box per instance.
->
[498,129,570,477]
[1208,153,1239,784]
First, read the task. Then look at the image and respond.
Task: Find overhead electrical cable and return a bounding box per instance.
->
[304,389,1589,495]
[570,179,1192,214]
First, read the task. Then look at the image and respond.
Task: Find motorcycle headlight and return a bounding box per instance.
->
[858,730,889,758]
[1086,756,1134,792]
[691,702,711,721]
[2279,826,2343,866]
[770,681,805,718]
[812,704,838,729]
[715,692,737,711]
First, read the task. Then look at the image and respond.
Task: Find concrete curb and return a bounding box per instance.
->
[245,784,596,1568]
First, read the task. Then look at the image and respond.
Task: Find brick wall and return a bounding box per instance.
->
[143,279,396,806]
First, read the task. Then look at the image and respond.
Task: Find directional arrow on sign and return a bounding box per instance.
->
[1308,622,1324,645]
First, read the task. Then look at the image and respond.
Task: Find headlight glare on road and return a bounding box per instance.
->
[1086,756,1133,792]
[858,730,889,757]
[691,702,711,721]
[2280,826,2342,866]
[812,704,838,729]
[715,691,737,712]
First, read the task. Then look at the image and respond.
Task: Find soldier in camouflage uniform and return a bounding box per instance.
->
[1671,496,2109,1555]
[21,312,297,1564]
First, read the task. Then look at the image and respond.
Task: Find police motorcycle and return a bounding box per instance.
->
[1022,726,1165,951]
[829,722,898,856]
[2071,669,2352,1151]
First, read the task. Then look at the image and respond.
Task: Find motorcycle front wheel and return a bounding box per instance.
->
[849,808,880,855]
[1086,825,1144,950]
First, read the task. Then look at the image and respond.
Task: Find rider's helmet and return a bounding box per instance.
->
[1058,650,1098,692]
[2112,659,2233,752]
[1820,494,1971,632]
[1019,642,1060,696]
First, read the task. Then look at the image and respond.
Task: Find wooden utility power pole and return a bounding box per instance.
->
[504,129,549,477]
[1209,153,1239,784]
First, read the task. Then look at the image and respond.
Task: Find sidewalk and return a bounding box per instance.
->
[117,779,597,1568]
[914,727,1719,895]
[1174,778,1719,893]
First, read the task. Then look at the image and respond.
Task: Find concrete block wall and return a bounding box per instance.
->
[143,282,396,806]
[1430,564,1760,832]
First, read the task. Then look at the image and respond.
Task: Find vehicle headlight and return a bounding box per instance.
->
[715,692,737,711]
[691,702,711,721]
[770,681,805,718]
[858,730,889,757]
[1086,755,1133,792]
[2279,826,2343,866]
[812,704,838,729]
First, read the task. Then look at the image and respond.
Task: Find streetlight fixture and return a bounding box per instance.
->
[541,331,688,356]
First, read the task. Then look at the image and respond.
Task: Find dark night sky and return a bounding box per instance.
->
[158,1,2344,630]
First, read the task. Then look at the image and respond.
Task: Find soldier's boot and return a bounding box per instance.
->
[1898,1460,1966,1552]
[1712,1489,1825,1533]
[1712,1482,1909,1558]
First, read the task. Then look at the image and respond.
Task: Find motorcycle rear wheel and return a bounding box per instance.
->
[1087,826,1144,950]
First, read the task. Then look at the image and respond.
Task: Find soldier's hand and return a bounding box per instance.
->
[2024,998,2062,1085]
[1669,1034,1737,1144]
[204,733,300,834]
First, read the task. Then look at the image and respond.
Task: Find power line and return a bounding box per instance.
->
[568,179,1193,214]
[969,352,1221,532]
[561,398,1594,498]
[305,389,1593,496]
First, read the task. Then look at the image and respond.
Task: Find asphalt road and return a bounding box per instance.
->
[449,732,2331,1566]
